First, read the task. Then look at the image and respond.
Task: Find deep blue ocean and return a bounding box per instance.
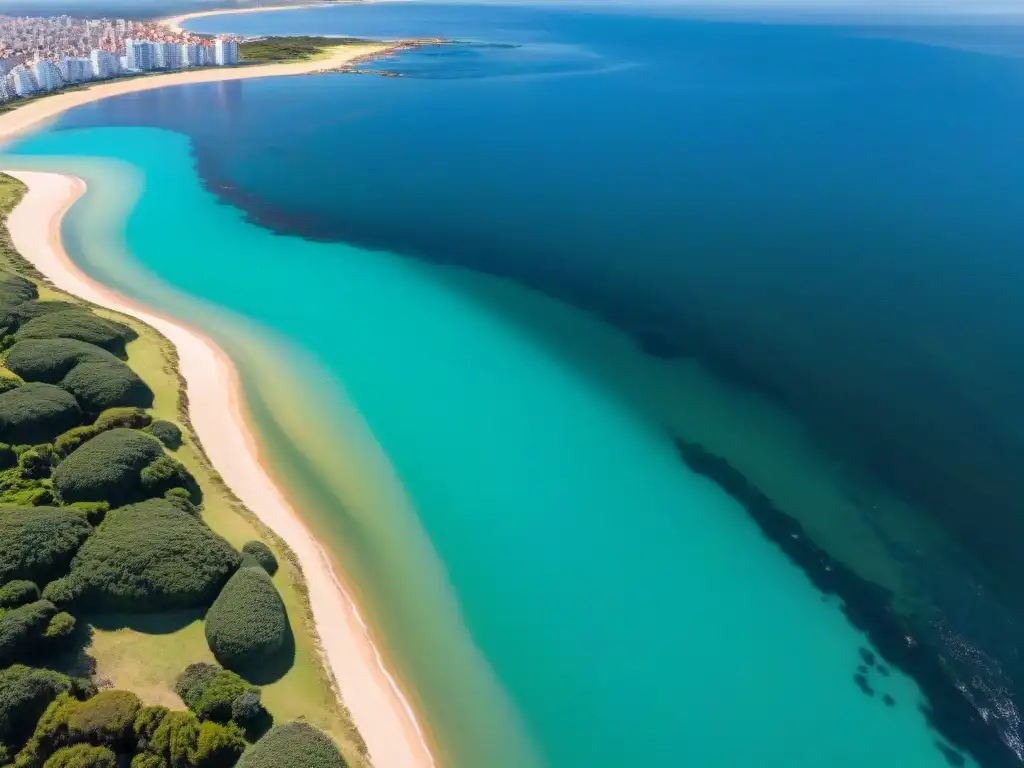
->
[8,3,1024,765]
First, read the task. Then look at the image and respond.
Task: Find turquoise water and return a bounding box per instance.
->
[2,125,975,767]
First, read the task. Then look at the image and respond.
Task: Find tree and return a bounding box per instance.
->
[52,499,240,611]
[0,383,82,444]
[174,664,258,723]
[0,505,92,585]
[239,542,277,576]
[0,665,71,755]
[236,722,348,768]
[204,568,289,672]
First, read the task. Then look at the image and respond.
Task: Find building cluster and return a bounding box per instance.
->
[0,15,241,103]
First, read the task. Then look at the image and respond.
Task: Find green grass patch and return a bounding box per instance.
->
[240,36,377,63]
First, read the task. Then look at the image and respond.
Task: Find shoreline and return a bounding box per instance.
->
[0,40,411,147]
[3,169,437,768]
[160,3,331,34]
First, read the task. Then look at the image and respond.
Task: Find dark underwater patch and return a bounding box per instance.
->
[673,438,1015,768]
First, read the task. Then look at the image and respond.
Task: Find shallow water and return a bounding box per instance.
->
[3,2,1023,765]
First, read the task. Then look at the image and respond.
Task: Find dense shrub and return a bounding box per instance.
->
[67,501,109,526]
[0,505,92,585]
[16,311,136,355]
[54,408,152,458]
[236,722,347,768]
[0,375,22,394]
[0,600,57,666]
[52,429,164,506]
[204,567,289,672]
[68,690,141,748]
[0,383,83,445]
[239,542,277,576]
[129,754,165,768]
[150,710,200,766]
[0,271,38,305]
[53,428,97,459]
[93,407,152,431]
[0,441,16,467]
[4,339,102,384]
[195,720,246,767]
[0,665,72,754]
[18,689,142,767]
[144,420,182,450]
[18,447,52,480]
[0,580,40,608]
[133,705,169,751]
[60,360,152,413]
[230,689,263,726]
[163,488,197,515]
[57,498,240,611]
[4,339,152,413]
[42,744,117,768]
[43,612,76,643]
[11,301,78,323]
[175,663,257,723]
[139,455,197,501]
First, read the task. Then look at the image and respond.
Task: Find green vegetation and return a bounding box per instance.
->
[0,506,92,585]
[236,722,348,768]
[15,311,136,356]
[239,36,370,63]
[5,338,153,413]
[54,407,152,458]
[52,429,195,506]
[0,271,37,306]
[204,568,289,673]
[0,580,40,609]
[175,663,262,724]
[48,498,240,611]
[0,173,363,767]
[0,665,71,755]
[14,690,245,767]
[0,600,57,667]
[239,542,278,576]
[144,419,182,449]
[0,383,83,445]
[42,743,117,767]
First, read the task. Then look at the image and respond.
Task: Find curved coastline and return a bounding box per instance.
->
[3,168,437,768]
[0,40,405,147]
[160,4,332,34]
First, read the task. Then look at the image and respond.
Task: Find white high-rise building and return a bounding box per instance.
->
[31,59,62,92]
[90,50,119,80]
[0,79,12,103]
[200,45,216,66]
[0,58,16,78]
[154,42,182,70]
[181,43,201,67]
[60,56,92,84]
[214,39,239,66]
[9,66,36,97]
[119,55,130,72]
[124,39,156,72]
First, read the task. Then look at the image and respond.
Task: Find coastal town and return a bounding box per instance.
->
[0,14,242,103]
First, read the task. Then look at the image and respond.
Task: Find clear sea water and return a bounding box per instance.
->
[5,3,1024,766]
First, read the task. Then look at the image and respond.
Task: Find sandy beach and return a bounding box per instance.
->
[161,3,328,34]
[0,40,399,146]
[2,169,435,768]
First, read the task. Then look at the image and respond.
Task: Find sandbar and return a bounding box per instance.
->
[1,167,435,768]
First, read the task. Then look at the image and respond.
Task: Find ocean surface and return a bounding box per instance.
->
[4,3,1024,766]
